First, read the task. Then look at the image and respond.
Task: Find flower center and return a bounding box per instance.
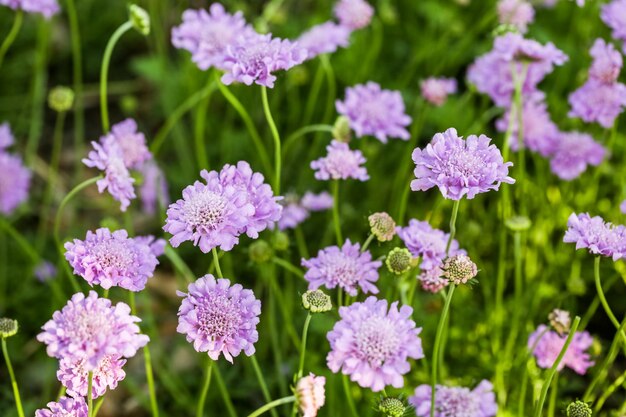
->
[69,310,113,343]
[324,255,359,288]
[446,149,484,180]
[435,387,480,417]
[92,240,134,272]
[183,190,227,231]
[355,317,401,367]
[196,294,242,341]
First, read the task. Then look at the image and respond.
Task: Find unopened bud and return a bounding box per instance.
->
[377,397,405,417]
[386,247,412,275]
[249,240,272,264]
[302,290,332,313]
[332,116,351,143]
[505,216,532,232]
[48,86,74,112]
[566,401,592,417]
[0,318,18,338]
[368,212,396,242]
[272,232,290,252]
[129,4,150,36]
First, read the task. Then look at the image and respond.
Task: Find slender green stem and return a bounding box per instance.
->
[144,344,159,417]
[100,21,133,132]
[547,373,558,417]
[445,200,461,254]
[164,245,195,284]
[261,86,281,194]
[25,22,49,164]
[65,0,85,177]
[430,284,456,417]
[594,365,626,413]
[294,227,309,259]
[93,397,105,417]
[247,396,296,417]
[0,218,39,263]
[0,10,23,70]
[342,374,359,417]
[212,248,223,278]
[331,181,343,245]
[297,313,312,379]
[250,355,278,417]
[532,316,581,417]
[594,256,626,346]
[272,257,305,279]
[303,61,325,126]
[213,366,237,417]
[2,338,25,417]
[56,385,67,401]
[282,124,333,156]
[87,371,94,417]
[361,234,375,253]
[54,176,102,244]
[196,360,214,417]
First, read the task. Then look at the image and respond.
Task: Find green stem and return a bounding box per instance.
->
[594,365,626,413]
[144,344,159,417]
[193,74,215,170]
[331,181,343,245]
[445,200,461,254]
[547,372,558,417]
[532,316,581,417]
[164,245,195,284]
[212,248,223,278]
[100,21,133,132]
[513,63,528,215]
[196,360,213,417]
[250,355,278,417]
[282,124,333,156]
[261,86,281,194]
[247,396,296,417]
[65,0,85,178]
[0,218,39,263]
[53,176,101,244]
[213,366,237,417]
[429,284,456,417]
[93,397,105,417]
[272,257,305,279]
[594,256,626,346]
[2,338,25,417]
[87,371,94,417]
[0,10,23,70]
[297,313,312,379]
[360,234,375,253]
[342,374,359,417]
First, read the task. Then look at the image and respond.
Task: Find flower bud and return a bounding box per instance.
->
[505,215,532,232]
[332,116,351,143]
[386,247,412,275]
[272,231,290,252]
[442,254,478,285]
[129,4,150,36]
[368,212,396,242]
[48,86,74,112]
[0,318,18,338]
[302,290,332,313]
[548,309,571,336]
[377,397,405,417]
[566,401,592,417]
[249,240,272,264]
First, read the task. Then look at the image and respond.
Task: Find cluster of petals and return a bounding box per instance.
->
[35,396,87,417]
[57,354,126,399]
[176,275,261,362]
[549,132,606,180]
[37,291,149,369]
[311,140,369,181]
[410,380,497,417]
[327,296,423,391]
[296,373,326,417]
[64,228,163,292]
[601,0,626,54]
[528,325,594,374]
[333,0,374,30]
[564,212,626,260]
[397,219,465,270]
[302,239,381,296]
[420,77,457,106]
[0,0,59,18]
[411,128,514,200]
[497,0,535,33]
[278,191,333,230]
[297,22,351,60]
[417,267,449,293]
[139,160,170,215]
[0,147,31,215]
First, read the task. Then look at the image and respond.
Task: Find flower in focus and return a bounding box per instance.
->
[35,396,88,417]
[418,267,448,293]
[0,317,18,338]
[334,0,374,30]
[563,212,625,260]
[0,151,31,215]
[297,22,351,60]
[34,260,57,282]
[327,296,423,391]
[397,219,465,270]
[57,354,126,399]
[336,82,411,143]
[139,160,169,215]
[568,79,626,128]
[302,239,381,296]
[409,380,497,417]
[420,77,457,106]
[528,324,594,374]
[497,0,535,33]
[368,212,396,241]
[377,397,406,417]
[549,132,606,180]
[295,373,326,417]
[104,119,152,170]
[1,0,59,18]
[442,254,478,285]
[311,140,369,181]
[129,4,150,35]
[411,128,514,200]
[566,401,592,417]
[601,0,626,54]
[302,289,332,313]
[37,291,149,369]
[386,247,413,275]
[176,275,261,362]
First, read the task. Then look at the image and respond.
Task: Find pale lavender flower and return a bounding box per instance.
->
[278,196,310,231]
[176,275,261,362]
[1,0,59,18]
[411,128,514,200]
[57,355,126,399]
[0,122,14,149]
[297,22,351,60]
[221,33,307,88]
[563,212,625,260]
[0,152,31,215]
[397,219,465,270]
[133,235,166,257]
[549,132,606,180]
[418,267,448,293]
[420,77,457,106]
[35,397,88,417]
[311,140,369,181]
[139,160,169,215]
[37,291,149,369]
[497,0,535,33]
[83,139,136,212]
[327,296,424,391]
[334,0,374,30]
[621,200,626,214]
[568,79,626,128]
[35,261,57,282]
[589,38,622,83]
[302,239,381,296]
[336,82,411,143]
[602,0,626,54]
[301,191,333,211]
[528,325,594,374]
[163,169,254,253]
[410,380,497,417]
[104,119,151,170]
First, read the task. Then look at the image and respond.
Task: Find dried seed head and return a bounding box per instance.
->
[302,290,332,313]
[442,254,478,285]
[386,247,413,275]
[549,309,571,336]
[377,397,405,417]
[129,4,150,36]
[48,86,74,112]
[566,401,592,417]
[0,318,18,338]
[368,212,397,242]
[249,240,272,264]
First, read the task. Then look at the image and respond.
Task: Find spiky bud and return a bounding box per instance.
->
[505,215,532,232]
[272,231,290,252]
[0,318,18,338]
[386,247,413,275]
[368,212,396,242]
[249,240,272,264]
[549,309,571,336]
[48,86,74,112]
[442,254,478,285]
[332,116,351,143]
[377,397,405,417]
[129,4,150,35]
[566,401,592,417]
[302,290,332,313]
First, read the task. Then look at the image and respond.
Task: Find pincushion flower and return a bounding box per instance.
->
[301,191,333,211]
[397,219,465,270]
[35,260,57,282]
[420,77,457,106]
[334,0,374,30]
[57,354,126,399]
[549,132,606,180]
[37,291,149,369]
[528,325,594,374]
[139,160,169,215]
[497,0,535,33]
[0,122,13,149]
[601,0,626,54]
[326,296,424,391]
[0,152,31,215]
[104,119,152,169]
[568,79,626,128]
[35,397,88,417]
[411,128,514,200]
[296,373,326,417]
[302,239,381,296]
[1,0,59,18]
[311,140,369,181]
[563,212,626,260]
[278,195,310,230]
[418,267,448,293]
[297,22,351,60]
[588,38,622,83]
[176,275,261,362]
[410,380,497,417]
[336,82,411,143]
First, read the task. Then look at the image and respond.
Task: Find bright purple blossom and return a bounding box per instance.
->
[297,22,351,60]
[176,275,261,362]
[336,82,411,143]
[0,152,31,215]
[601,0,626,54]
[0,122,14,149]
[311,140,369,181]
[139,160,169,215]
[589,38,622,83]
[410,380,497,417]
[326,296,424,392]
[301,191,333,211]
[497,0,535,33]
[35,260,57,282]
[420,77,457,106]
[528,325,594,374]
[333,0,374,30]
[564,212,626,260]
[37,291,149,369]
[549,132,606,180]
[302,239,381,296]
[57,355,126,399]
[411,128,514,200]
[1,0,59,18]
[396,219,465,270]
[568,79,626,128]
[104,119,151,169]
[35,397,87,417]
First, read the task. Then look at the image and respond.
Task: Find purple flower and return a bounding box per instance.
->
[302,239,381,296]
[311,140,369,181]
[410,380,497,417]
[1,0,59,18]
[497,0,535,33]
[411,128,514,200]
[326,296,424,391]
[528,325,594,374]
[589,38,622,83]
[221,33,307,88]
[176,275,261,362]
[104,119,152,170]
[301,191,333,211]
[163,169,254,253]
[621,200,626,214]
[139,160,169,215]
[549,132,606,180]
[420,77,457,106]
[601,0,626,54]
[336,82,411,143]
[563,212,626,260]
[0,152,31,215]
[297,22,351,60]
[333,0,374,30]
[57,355,126,399]
[568,79,626,128]
[418,267,448,293]
[35,260,57,282]
[396,219,465,270]
[0,122,14,150]
[134,235,166,257]
[172,4,256,71]
[37,291,149,369]
[278,196,310,231]
[83,139,136,212]
[35,397,88,417]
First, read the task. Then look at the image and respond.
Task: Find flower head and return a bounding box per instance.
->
[368,212,396,241]
[568,79,626,128]
[420,77,457,106]
[129,4,150,35]
[302,290,333,313]
[35,397,88,417]
[327,296,424,391]
[139,160,169,215]
[549,132,606,180]
[302,239,381,296]
[418,267,448,293]
[601,0,626,54]
[397,219,465,270]
[497,0,535,33]
[528,325,594,374]
[411,128,514,200]
[298,22,351,60]
[278,197,310,230]
[563,213,625,260]
[334,0,374,30]
[0,318,18,338]
[0,122,14,150]
[386,247,413,275]
[37,291,149,369]
[57,354,126,399]
[377,397,406,417]
[301,191,333,211]
[311,140,369,181]
[48,86,75,112]
[1,0,59,18]
[35,260,57,282]
[0,152,31,215]
[295,373,326,417]
[442,254,478,285]
[566,401,592,417]
[410,380,497,417]
[177,275,261,362]
[103,119,152,170]
[336,82,411,143]
[589,38,622,83]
